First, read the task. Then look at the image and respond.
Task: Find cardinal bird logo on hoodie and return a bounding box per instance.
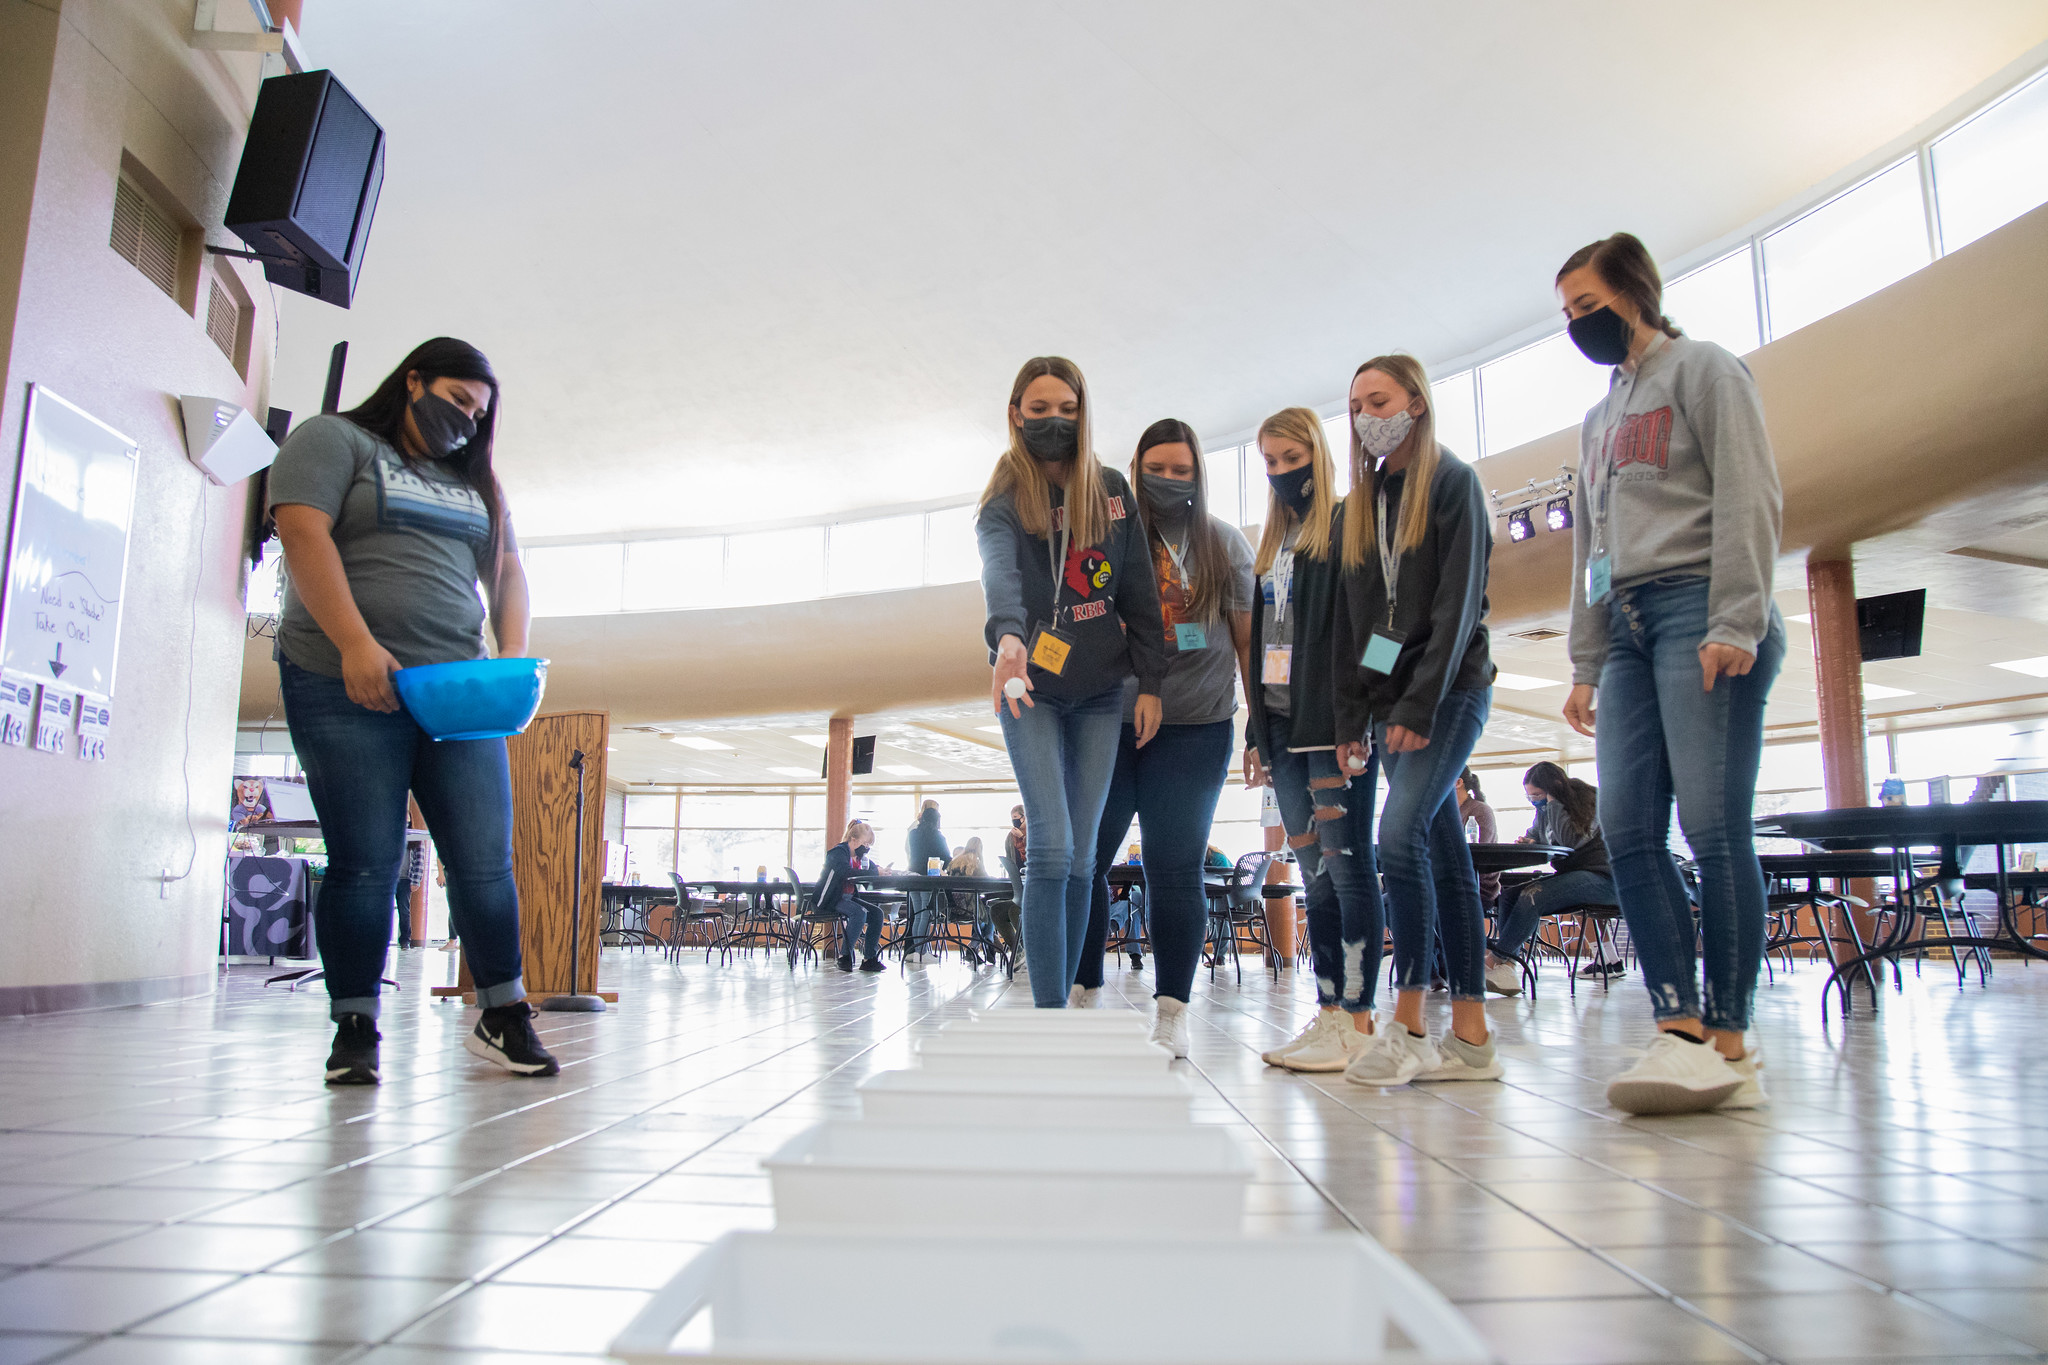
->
[1065,546,1111,599]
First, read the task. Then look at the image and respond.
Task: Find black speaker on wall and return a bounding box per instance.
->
[221,71,384,308]
[1858,589,1926,662]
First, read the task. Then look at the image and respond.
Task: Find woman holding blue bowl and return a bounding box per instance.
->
[269,336,557,1085]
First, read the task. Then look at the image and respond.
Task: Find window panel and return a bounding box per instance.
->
[828,514,924,595]
[623,537,723,611]
[1934,71,2048,253]
[924,505,980,584]
[1239,446,1266,531]
[1323,415,1353,495]
[1204,445,1243,526]
[1430,370,1480,461]
[623,792,676,827]
[1477,332,1611,455]
[522,543,623,617]
[723,526,824,606]
[1762,159,1929,339]
[1664,247,1761,356]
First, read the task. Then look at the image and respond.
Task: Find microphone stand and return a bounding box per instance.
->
[540,748,606,1012]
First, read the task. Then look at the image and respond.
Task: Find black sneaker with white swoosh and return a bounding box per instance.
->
[464,1001,560,1076]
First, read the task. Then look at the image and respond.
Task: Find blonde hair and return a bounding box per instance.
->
[1341,354,1442,572]
[1253,407,1339,575]
[842,820,873,845]
[978,356,1113,551]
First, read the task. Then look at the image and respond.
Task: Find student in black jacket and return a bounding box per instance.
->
[1332,354,1499,1089]
[1243,407,1385,1077]
[976,356,1169,1007]
[815,821,885,973]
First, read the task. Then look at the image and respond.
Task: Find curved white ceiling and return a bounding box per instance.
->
[272,1,2047,539]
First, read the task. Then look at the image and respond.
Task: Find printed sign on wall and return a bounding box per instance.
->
[33,684,73,755]
[0,671,32,747]
[1,385,140,699]
[75,694,110,762]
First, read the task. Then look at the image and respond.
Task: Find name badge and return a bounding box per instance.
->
[1173,622,1208,651]
[1029,624,1073,676]
[1361,628,1405,675]
[1263,645,1292,684]
[1585,554,1614,606]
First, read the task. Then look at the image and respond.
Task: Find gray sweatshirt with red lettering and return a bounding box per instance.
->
[1567,335,1782,687]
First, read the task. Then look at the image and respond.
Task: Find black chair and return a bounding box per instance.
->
[1204,852,1275,983]
[784,865,843,967]
[666,874,730,964]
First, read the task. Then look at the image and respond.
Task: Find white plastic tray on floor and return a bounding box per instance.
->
[761,1120,1248,1233]
[962,1007,1151,1035]
[611,1229,1491,1364]
[915,1032,1172,1075]
[856,1068,1195,1128]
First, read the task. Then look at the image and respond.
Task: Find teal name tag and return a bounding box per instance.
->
[1361,631,1403,675]
[1586,555,1613,605]
[1172,622,1207,651]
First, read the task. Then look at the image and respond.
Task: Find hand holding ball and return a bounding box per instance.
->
[1004,677,1027,700]
[1347,754,1366,771]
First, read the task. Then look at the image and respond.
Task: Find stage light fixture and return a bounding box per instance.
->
[1507,509,1534,542]
[1545,497,1572,533]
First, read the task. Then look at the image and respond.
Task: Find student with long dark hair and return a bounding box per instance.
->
[1485,762,1613,995]
[1555,232,1784,1114]
[977,357,1169,1007]
[1073,419,1255,1055]
[1244,408,1383,1074]
[268,337,556,1085]
[1332,354,1499,1089]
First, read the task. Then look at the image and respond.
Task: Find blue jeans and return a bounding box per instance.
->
[1596,577,1785,1032]
[1375,687,1491,1000]
[997,684,1126,1006]
[838,897,883,961]
[1263,712,1382,1013]
[1492,870,1619,957]
[279,660,526,1020]
[1079,720,1235,1001]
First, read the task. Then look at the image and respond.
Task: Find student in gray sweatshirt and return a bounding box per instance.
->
[1554,233,1785,1118]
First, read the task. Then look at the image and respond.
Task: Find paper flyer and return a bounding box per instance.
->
[75,694,110,762]
[33,684,74,755]
[0,671,32,747]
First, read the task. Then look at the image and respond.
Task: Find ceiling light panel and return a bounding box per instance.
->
[1991,656,2048,678]
[1491,672,1562,691]
[668,736,733,750]
[876,764,929,776]
[768,766,817,778]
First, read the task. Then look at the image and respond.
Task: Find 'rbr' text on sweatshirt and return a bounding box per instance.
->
[1568,335,1782,686]
[976,468,1169,703]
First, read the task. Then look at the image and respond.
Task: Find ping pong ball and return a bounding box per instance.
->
[1347,754,1366,770]
[1004,677,1027,699]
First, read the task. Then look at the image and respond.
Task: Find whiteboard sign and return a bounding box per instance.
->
[1,385,140,697]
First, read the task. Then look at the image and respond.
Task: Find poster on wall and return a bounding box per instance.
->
[32,684,73,754]
[0,385,140,701]
[0,670,32,746]
[75,694,110,761]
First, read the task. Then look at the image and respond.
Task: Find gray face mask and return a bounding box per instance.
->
[1142,475,1197,518]
[1354,409,1414,461]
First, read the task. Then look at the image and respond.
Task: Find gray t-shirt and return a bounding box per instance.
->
[1121,514,1255,727]
[266,415,501,678]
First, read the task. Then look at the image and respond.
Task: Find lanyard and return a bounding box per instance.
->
[1270,546,1294,616]
[1162,531,1191,592]
[1044,519,1071,626]
[1374,474,1400,627]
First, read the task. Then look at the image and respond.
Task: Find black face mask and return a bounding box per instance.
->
[1567,306,1633,366]
[1268,464,1315,518]
[1142,474,1197,520]
[409,391,477,457]
[1019,416,1078,463]
[853,844,870,858]
[1011,817,1023,829]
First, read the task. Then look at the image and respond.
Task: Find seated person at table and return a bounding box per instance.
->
[946,837,987,877]
[1485,762,1613,995]
[1204,844,1234,872]
[817,820,886,973]
[904,799,951,963]
[989,810,1026,963]
[947,837,997,964]
[1457,768,1501,911]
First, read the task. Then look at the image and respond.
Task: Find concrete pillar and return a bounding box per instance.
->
[1807,559,1868,809]
[825,717,853,846]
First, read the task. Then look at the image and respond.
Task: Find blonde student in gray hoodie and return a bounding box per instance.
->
[1554,233,1785,1118]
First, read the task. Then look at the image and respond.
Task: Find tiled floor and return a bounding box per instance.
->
[2,944,2046,1363]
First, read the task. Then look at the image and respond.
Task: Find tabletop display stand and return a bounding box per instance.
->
[436,711,618,1005]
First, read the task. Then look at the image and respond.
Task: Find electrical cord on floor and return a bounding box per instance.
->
[161,476,208,896]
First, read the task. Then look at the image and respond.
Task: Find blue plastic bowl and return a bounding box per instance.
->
[391,657,550,741]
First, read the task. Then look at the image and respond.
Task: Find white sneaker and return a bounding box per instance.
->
[1261,1015,1327,1066]
[1484,959,1524,996]
[1068,984,1099,1009]
[1342,1026,1439,1087]
[1280,1014,1372,1072]
[1417,1031,1503,1082]
[1715,1047,1768,1109]
[1150,997,1190,1059]
[1606,1033,1744,1115]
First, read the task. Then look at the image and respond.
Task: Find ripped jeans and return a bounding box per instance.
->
[1262,711,1382,1014]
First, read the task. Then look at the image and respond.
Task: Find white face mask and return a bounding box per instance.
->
[1354,409,1414,461]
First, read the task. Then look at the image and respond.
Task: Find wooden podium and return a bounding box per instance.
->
[435,710,617,1004]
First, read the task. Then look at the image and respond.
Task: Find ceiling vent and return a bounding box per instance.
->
[1512,627,1566,643]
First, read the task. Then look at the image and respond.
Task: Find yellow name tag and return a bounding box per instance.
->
[1263,645,1292,684]
[1030,627,1072,675]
